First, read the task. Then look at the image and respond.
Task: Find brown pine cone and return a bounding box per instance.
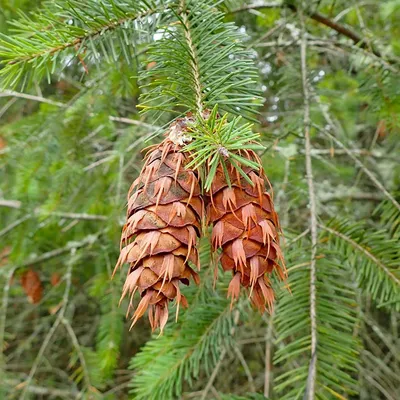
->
[21,269,43,304]
[114,118,203,332]
[206,150,286,313]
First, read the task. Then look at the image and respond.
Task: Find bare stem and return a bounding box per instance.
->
[0,266,18,368]
[300,8,318,400]
[62,318,94,393]
[264,311,274,398]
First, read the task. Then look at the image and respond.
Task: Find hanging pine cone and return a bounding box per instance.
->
[114,116,202,332]
[206,150,286,313]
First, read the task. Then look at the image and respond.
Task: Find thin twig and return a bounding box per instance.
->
[320,191,384,203]
[0,97,17,119]
[201,349,226,400]
[233,345,256,392]
[0,199,22,208]
[20,261,73,399]
[18,234,99,268]
[299,8,318,400]
[62,317,94,393]
[0,90,65,107]
[0,200,107,221]
[5,379,78,399]
[286,229,311,247]
[274,146,397,160]
[264,311,274,398]
[0,215,31,238]
[0,266,18,367]
[108,115,160,130]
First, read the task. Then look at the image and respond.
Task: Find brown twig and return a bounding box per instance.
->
[230,1,392,63]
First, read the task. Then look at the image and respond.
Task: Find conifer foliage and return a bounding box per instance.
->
[1,0,400,399]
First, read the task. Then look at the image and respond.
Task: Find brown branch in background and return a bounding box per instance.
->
[230,1,388,61]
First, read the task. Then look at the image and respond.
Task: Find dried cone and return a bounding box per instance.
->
[20,269,43,304]
[207,151,286,313]
[114,117,202,332]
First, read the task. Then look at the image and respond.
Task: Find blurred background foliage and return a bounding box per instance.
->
[0,0,399,399]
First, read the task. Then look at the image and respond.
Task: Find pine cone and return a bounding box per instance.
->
[20,269,43,304]
[114,118,202,332]
[206,150,286,313]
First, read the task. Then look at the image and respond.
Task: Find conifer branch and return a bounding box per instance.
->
[299,9,317,400]
[319,224,400,287]
[3,9,155,67]
[139,0,261,119]
[0,1,165,87]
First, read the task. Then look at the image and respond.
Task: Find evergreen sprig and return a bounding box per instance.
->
[138,0,262,121]
[0,0,166,88]
[321,219,400,311]
[184,106,264,190]
[274,244,360,399]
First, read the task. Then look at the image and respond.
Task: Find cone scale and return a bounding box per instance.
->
[114,117,202,332]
